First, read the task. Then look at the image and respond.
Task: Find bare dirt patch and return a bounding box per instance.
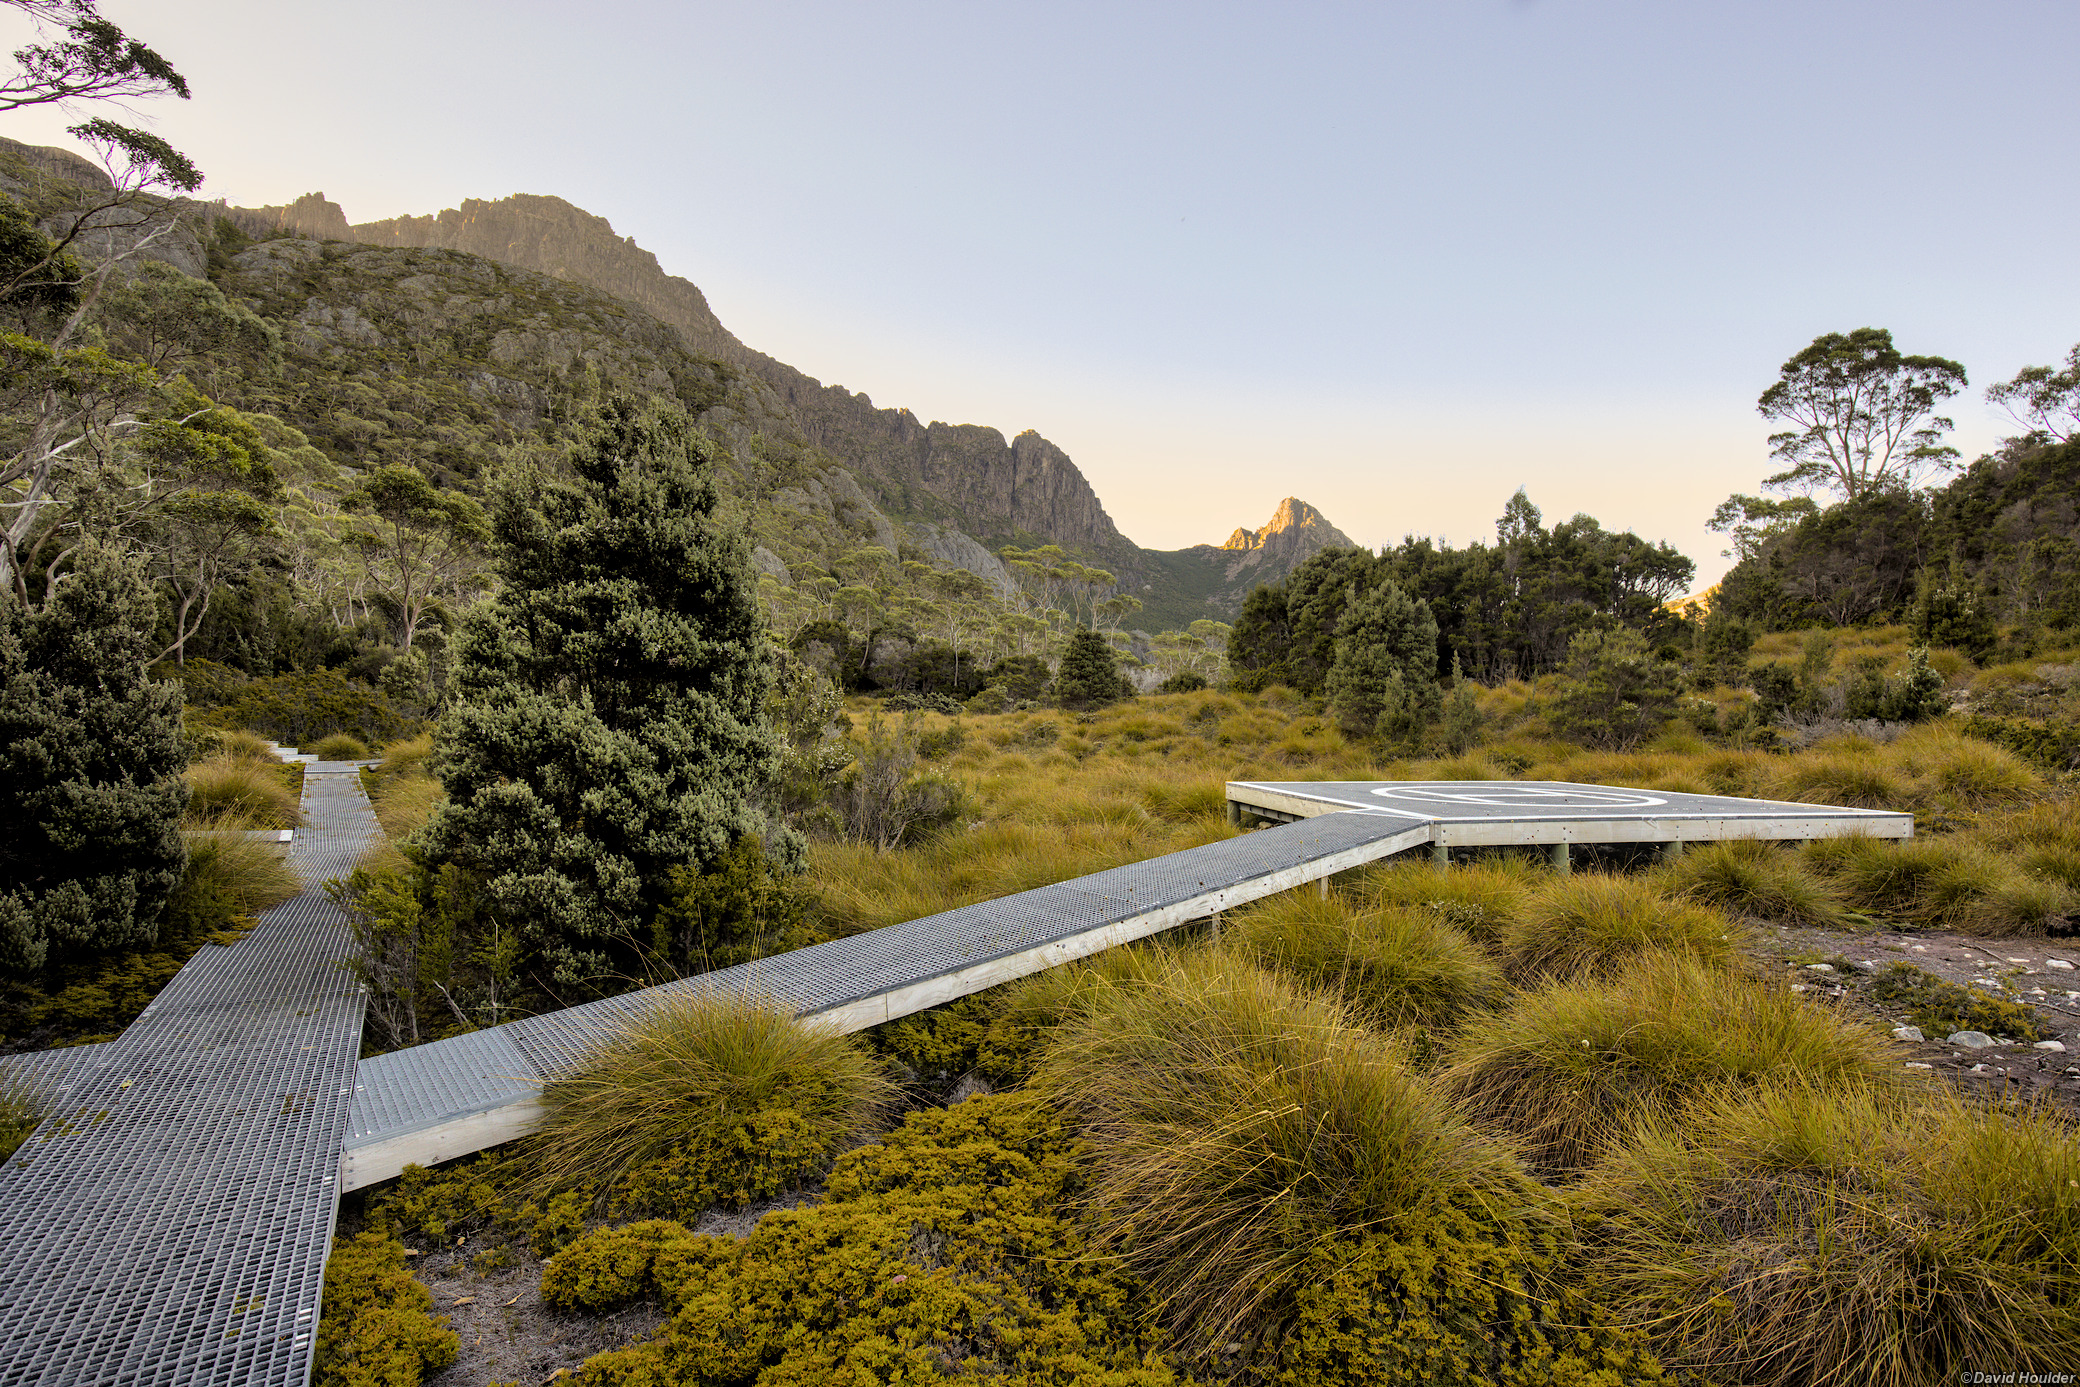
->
[1749,919,2080,1113]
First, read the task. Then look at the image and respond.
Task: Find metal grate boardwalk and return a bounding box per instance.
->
[342,810,1433,1186]
[0,765,376,1387]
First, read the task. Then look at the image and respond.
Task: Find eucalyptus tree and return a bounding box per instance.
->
[1986,344,2080,447]
[340,464,489,652]
[1755,328,1967,501]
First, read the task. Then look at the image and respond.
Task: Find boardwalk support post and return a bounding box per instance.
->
[1432,841,1449,872]
[1550,841,1570,874]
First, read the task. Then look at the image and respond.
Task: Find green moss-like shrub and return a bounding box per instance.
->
[1868,962,2051,1042]
[864,979,1060,1090]
[313,1232,457,1387]
[364,1149,595,1260]
[1226,890,1506,1031]
[1575,1084,2080,1387]
[531,991,895,1218]
[1656,838,1848,927]
[546,1092,1178,1386]
[1502,873,1738,981]
[1272,1222,1667,1387]
[1032,953,1661,1379]
[1438,950,1902,1176]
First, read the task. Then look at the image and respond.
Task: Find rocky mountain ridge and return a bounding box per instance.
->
[237,192,1136,561]
[12,146,1362,626]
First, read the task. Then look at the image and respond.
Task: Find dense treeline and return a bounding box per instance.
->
[1228,489,1693,692]
[1720,436,2080,648]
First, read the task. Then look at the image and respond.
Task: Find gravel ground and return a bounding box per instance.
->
[1751,919,2080,1113]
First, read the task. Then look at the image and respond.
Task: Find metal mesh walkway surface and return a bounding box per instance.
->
[0,765,377,1387]
[343,810,1433,1188]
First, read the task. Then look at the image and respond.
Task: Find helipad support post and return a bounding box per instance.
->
[1226,799,1241,827]
[1661,839,1684,863]
[1318,876,1329,899]
[1431,841,1449,872]
[1550,841,1570,874]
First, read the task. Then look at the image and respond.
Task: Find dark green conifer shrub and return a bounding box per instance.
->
[0,544,188,970]
[1054,626,1132,710]
[1546,628,1679,751]
[1323,579,1440,741]
[424,398,793,987]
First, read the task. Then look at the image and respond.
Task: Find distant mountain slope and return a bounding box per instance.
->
[239,193,1134,560]
[1134,499,1357,630]
[224,184,1355,624]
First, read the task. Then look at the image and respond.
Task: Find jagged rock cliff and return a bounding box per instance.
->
[1133,499,1359,629]
[3,141,1359,627]
[238,191,1136,559]
[1217,497,1354,573]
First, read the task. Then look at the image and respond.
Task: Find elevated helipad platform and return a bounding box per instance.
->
[1227,779,1912,847]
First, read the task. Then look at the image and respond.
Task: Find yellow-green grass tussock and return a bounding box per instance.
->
[184,754,300,829]
[1032,950,1533,1353]
[1574,1084,2080,1387]
[1224,890,1507,1032]
[1437,950,1904,1176]
[1501,872,1741,981]
[530,990,896,1218]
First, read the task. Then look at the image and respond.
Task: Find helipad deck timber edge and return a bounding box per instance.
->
[1227,779,1913,845]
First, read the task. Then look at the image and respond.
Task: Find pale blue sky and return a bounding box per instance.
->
[9,1,2077,584]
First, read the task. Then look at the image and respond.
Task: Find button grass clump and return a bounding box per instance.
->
[529,990,896,1219]
[1574,1083,2080,1387]
[1437,949,1904,1177]
[1032,951,1662,1382]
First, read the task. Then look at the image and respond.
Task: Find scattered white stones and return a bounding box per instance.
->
[1949,1031,1996,1048]
[2049,958,2075,971]
[1789,983,1810,993]
[1892,1025,1925,1042]
[1804,963,1835,972]
[2007,956,2033,964]
[1905,1062,1934,1069]
[1911,944,1928,951]
[1970,1063,1991,1073]
[1855,960,1879,973]
[2034,1040,2068,1053]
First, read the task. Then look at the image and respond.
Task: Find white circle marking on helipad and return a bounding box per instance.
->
[1369,784,1667,812]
